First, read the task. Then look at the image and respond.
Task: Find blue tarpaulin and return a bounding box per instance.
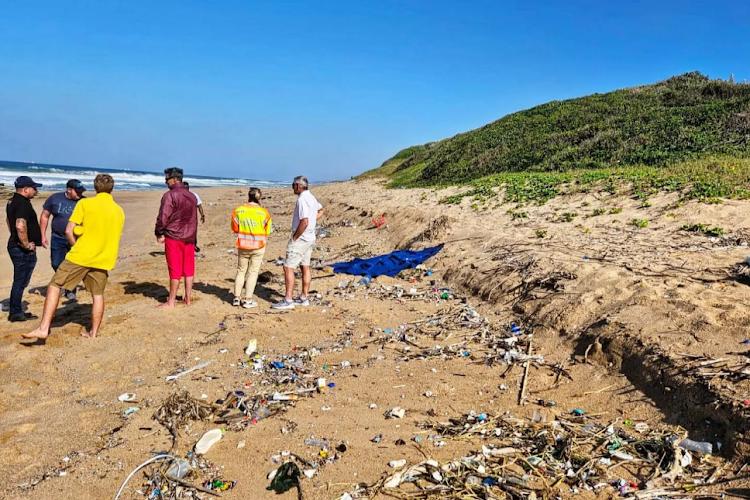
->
[330,244,443,277]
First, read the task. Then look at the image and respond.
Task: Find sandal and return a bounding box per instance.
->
[232,297,241,307]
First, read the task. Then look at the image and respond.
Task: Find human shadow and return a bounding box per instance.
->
[193,281,234,303]
[121,281,169,301]
[149,251,166,257]
[194,281,283,304]
[20,338,46,347]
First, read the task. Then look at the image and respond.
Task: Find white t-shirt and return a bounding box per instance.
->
[292,190,322,243]
[192,192,203,206]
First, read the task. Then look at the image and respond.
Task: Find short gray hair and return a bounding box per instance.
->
[292,176,309,190]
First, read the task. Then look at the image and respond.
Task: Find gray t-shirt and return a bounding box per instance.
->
[43,192,79,236]
[292,190,322,243]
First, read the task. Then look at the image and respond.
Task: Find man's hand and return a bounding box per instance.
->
[25,242,36,253]
[42,236,49,249]
[201,214,205,224]
[157,235,166,244]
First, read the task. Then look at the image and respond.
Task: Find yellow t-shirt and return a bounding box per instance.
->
[66,193,125,271]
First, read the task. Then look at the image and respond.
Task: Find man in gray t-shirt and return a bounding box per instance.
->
[40,179,86,301]
[272,176,323,310]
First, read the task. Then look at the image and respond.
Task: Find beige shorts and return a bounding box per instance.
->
[50,260,109,296]
[285,238,314,268]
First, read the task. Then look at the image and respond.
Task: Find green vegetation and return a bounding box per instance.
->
[609,207,623,214]
[361,72,750,206]
[681,223,725,236]
[631,218,649,228]
[591,208,606,216]
[559,212,579,223]
[535,229,547,238]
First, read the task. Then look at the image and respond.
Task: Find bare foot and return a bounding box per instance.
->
[80,330,98,338]
[22,328,49,340]
[156,302,175,308]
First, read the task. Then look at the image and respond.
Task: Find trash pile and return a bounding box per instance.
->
[341,413,729,500]
[114,453,234,500]
[152,391,215,448]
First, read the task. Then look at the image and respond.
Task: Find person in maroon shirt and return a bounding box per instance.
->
[154,167,198,308]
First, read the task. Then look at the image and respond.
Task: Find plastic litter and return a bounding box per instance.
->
[166,459,191,479]
[195,429,224,455]
[305,438,329,448]
[677,437,713,455]
[385,407,405,419]
[389,459,407,468]
[245,339,257,356]
[118,393,137,402]
[267,462,301,494]
[165,360,214,381]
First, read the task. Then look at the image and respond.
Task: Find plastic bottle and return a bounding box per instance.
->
[272,392,299,401]
[678,438,713,455]
[359,276,372,285]
[195,429,224,454]
[166,459,191,479]
[304,438,330,448]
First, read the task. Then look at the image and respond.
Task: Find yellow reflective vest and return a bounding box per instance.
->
[231,204,272,250]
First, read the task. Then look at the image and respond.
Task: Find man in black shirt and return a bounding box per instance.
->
[6,176,43,322]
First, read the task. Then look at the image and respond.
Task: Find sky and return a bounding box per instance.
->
[0,1,748,181]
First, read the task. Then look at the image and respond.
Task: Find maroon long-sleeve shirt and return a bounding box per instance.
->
[155,182,198,243]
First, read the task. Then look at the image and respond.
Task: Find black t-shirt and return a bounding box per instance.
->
[6,193,42,250]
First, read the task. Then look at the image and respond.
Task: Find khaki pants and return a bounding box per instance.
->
[234,247,266,300]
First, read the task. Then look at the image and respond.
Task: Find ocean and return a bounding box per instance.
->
[0,160,287,192]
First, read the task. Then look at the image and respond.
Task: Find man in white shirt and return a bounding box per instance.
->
[272,176,323,309]
[183,182,205,252]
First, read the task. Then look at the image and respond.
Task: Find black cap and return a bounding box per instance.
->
[66,179,86,193]
[15,176,42,189]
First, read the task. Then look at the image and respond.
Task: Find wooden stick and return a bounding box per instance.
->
[518,338,533,405]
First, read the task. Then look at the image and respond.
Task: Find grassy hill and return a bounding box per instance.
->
[362,72,750,188]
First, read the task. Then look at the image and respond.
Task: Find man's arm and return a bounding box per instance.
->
[292,218,308,242]
[317,206,324,219]
[15,218,34,252]
[155,194,172,241]
[40,209,51,248]
[198,204,205,224]
[64,221,77,246]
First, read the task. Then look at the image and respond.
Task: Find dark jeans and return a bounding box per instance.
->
[50,234,71,271]
[8,246,37,317]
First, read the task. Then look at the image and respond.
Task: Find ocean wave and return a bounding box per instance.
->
[0,165,286,191]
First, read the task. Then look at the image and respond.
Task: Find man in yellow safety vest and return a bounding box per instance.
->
[231,187,272,308]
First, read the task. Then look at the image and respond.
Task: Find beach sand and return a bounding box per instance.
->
[2,180,750,499]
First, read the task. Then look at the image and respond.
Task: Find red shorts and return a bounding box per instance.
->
[165,238,195,279]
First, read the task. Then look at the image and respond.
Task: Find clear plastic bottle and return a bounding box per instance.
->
[305,438,330,448]
[678,438,713,455]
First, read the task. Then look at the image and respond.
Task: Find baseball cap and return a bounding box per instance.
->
[66,179,87,193]
[14,176,43,189]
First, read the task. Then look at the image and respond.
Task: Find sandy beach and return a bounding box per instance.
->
[2,180,750,499]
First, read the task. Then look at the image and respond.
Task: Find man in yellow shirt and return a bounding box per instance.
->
[23,174,125,340]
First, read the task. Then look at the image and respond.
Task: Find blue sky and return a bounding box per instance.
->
[0,1,748,181]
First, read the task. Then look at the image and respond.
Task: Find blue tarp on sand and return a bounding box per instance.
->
[330,244,443,277]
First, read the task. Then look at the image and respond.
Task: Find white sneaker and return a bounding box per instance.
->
[242,300,258,309]
[271,298,295,310]
[232,297,241,307]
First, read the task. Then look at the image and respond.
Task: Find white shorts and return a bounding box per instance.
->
[285,238,314,268]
